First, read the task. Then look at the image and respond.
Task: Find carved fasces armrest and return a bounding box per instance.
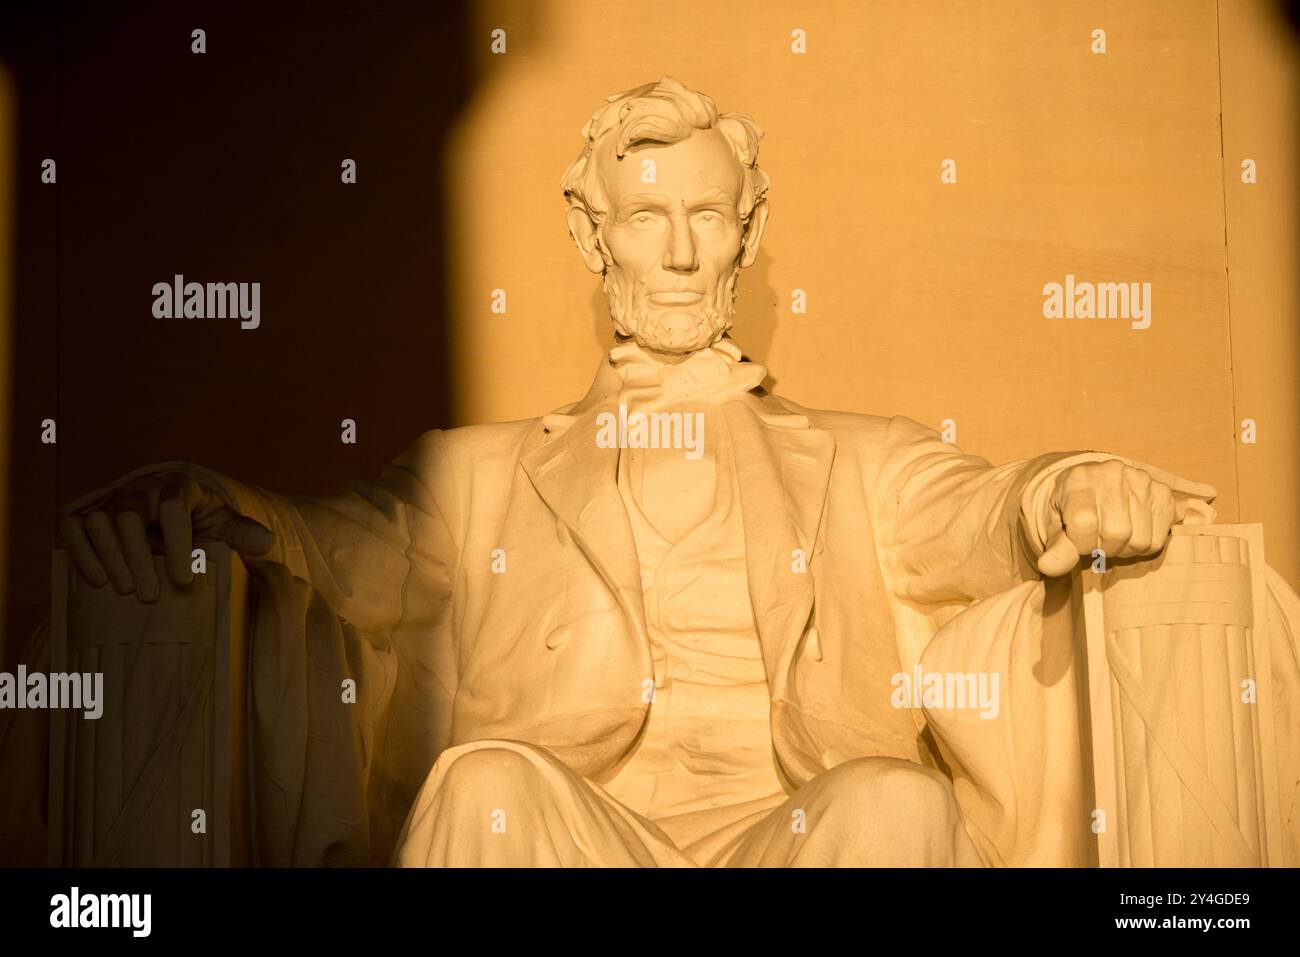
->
[1073,523,1284,867]
[48,543,250,866]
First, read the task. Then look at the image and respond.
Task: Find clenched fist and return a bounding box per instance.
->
[1035,459,1215,577]
[59,472,274,603]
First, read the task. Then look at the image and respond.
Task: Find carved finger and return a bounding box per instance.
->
[116,509,160,602]
[60,515,108,588]
[212,509,275,558]
[1096,487,1133,556]
[85,509,134,595]
[158,477,201,585]
[1126,493,1154,555]
[1037,531,1083,577]
[1060,488,1100,557]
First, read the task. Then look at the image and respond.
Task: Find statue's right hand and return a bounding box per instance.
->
[59,472,274,603]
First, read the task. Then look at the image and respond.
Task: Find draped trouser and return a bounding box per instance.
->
[393,740,986,867]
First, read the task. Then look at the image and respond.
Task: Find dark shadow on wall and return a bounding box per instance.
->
[0,0,475,670]
[1281,0,1300,33]
[1279,0,1300,314]
[0,0,478,869]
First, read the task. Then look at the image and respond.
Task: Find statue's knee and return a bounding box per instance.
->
[823,757,960,824]
[399,746,556,865]
[436,746,542,800]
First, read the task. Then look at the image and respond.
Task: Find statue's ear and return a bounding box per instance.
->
[565,205,607,274]
[739,197,769,269]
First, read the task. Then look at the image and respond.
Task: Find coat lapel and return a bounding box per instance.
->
[722,400,836,692]
[520,380,836,700]
[520,409,648,643]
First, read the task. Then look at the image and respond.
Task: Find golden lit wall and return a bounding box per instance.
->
[445,0,1299,589]
[1220,1,1300,591]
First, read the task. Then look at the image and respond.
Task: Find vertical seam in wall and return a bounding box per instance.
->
[1215,0,1242,523]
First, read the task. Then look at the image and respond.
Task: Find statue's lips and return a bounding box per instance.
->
[648,292,704,306]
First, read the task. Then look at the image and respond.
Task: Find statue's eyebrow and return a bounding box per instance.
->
[617,192,670,211]
[616,188,736,215]
[685,187,734,207]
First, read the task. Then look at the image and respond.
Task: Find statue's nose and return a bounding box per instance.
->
[662,214,698,272]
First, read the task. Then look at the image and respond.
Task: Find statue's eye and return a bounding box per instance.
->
[694,210,723,226]
[628,211,659,227]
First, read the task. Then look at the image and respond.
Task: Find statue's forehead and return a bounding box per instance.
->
[594,128,743,204]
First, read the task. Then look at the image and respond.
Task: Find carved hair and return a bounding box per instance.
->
[561,76,771,228]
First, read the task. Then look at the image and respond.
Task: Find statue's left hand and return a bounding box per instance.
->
[1035,460,1217,577]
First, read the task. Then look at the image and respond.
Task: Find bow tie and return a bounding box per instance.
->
[544,338,808,436]
[605,338,768,412]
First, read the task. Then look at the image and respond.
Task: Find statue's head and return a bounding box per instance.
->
[561,77,770,357]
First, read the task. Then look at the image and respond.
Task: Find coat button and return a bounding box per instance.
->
[667,609,693,631]
[545,626,573,650]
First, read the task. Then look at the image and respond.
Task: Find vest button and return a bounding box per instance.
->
[544,626,573,650]
[667,609,693,630]
[670,662,692,681]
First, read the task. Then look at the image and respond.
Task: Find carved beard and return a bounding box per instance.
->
[603,266,740,355]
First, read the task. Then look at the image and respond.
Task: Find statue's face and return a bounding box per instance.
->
[593,128,747,355]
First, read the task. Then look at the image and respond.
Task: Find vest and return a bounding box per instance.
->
[596,410,788,853]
